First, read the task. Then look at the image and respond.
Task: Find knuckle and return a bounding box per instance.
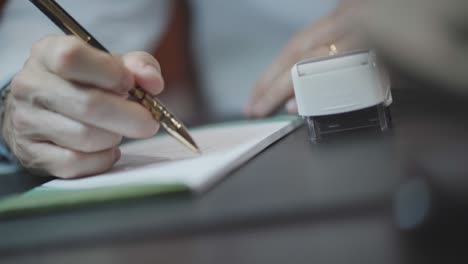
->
[103,55,131,93]
[52,38,84,74]
[15,143,43,170]
[10,72,30,98]
[11,71,49,104]
[110,65,132,94]
[79,90,101,117]
[10,108,31,131]
[31,91,54,110]
[31,37,49,57]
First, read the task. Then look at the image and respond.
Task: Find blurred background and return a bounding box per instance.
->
[155,0,468,247]
[1,0,468,262]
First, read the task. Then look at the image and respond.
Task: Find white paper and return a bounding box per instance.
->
[43,119,299,192]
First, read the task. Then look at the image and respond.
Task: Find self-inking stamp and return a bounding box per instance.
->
[291,50,392,141]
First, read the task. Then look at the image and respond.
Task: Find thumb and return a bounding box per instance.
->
[122,51,165,96]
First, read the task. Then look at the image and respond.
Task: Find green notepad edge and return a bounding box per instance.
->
[0,115,301,217]
[0,184,188,218]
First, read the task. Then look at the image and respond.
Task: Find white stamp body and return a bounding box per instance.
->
[291,50,392,140]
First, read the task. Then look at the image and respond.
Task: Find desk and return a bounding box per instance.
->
[0,90,463,263]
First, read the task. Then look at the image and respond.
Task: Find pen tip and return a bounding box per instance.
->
[189,143,202,154]
[163,122,201,154]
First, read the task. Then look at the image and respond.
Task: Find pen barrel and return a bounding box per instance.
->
[129,87,199,152]
[129,87,182,130]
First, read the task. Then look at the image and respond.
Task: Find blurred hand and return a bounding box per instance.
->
[359,0,468,92]
[246,0,364,118]
[2,35,164,178]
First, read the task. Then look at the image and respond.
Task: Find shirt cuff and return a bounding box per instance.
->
[0,74,14,91]
[0,75,19,174]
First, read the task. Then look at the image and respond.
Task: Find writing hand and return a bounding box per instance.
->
[2,36,165,178]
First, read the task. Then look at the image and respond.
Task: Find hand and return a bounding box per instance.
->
[2,35,164,178]
[246,1,364,118]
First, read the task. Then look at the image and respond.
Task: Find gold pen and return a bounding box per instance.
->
[29,0,200,153]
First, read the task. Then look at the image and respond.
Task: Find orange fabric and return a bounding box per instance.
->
[0,0,6,15]
[153,0,195,91]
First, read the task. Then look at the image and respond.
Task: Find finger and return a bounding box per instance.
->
[247,46,328,117]
[285,98,298,114]
[31,35,134,95]
[248,71,295,118]
[122,52,165,95]
[23,142,120,179]
[247,36,361,117]
[12,70,159,138]
[252,16,340,102]
[11,101,122,153]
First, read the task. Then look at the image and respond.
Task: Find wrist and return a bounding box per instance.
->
[0,81,15,162]
[0,80,10,135]
[0,75,19,173]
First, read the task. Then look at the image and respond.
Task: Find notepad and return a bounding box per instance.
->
[45,116,301,192]
[0,117,301,216]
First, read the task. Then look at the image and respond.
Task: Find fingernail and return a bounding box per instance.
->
[113,148,121,163]
[143,64,161,76]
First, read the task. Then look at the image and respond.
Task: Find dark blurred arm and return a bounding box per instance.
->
[359,0,468,94]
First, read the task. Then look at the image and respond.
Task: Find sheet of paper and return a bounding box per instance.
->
[43,119,300,192]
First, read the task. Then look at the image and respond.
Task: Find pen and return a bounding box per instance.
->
[29,0,200,153]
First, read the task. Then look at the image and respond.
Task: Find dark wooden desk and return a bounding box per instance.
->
[0,91,463,263]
